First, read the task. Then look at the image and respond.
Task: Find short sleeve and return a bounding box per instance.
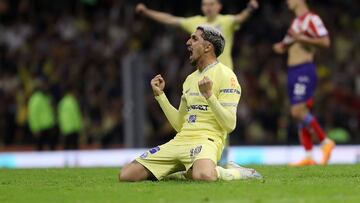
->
[180,16,202,34]
[309,15,328,37]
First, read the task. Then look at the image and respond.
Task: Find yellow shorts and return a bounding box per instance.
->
[135,138,221,180]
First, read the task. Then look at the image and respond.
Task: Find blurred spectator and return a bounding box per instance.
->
[58,85,83,150]
[0,0,359,150]
[27,79,57,150]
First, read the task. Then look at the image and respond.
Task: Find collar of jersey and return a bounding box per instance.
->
[198,61,219,75]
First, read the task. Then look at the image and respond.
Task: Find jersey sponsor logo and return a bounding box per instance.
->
[186,104,209,111]
[187,114,197,123]
[220,102,238,107]
[219,89,241,95]
[149,146,160,154]
[188,92,200,96]
[190,145,202,158]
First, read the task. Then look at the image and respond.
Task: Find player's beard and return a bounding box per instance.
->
[189,54,198,67]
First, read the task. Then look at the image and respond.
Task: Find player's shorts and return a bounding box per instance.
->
[135,137,220,180]
[287,62,317,105]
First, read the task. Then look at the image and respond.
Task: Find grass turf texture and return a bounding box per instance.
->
[1,165,360,203]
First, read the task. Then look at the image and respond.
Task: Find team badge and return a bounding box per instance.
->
[230,77,236,88]
[188,115,197,123]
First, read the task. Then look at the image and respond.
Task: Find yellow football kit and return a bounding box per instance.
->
[180,15,240,69]
[136,62,241,180]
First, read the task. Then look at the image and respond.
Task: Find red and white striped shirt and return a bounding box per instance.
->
[283,12,328,45]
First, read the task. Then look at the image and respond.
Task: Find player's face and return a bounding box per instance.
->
[286,0,301,11]
[201,0,222,18]
[186,30,207,66]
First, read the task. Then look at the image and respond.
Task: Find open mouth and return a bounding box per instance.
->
[188,47,193,58]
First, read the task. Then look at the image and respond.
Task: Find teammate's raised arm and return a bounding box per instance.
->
[135,3,182,27]
[233,0,259,24]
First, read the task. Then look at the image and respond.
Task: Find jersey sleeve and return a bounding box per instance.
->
[223,15,240,31]
[180,16,202,34]
[309,14,328,37]
[155,93,187,133]
[206,73,241,133]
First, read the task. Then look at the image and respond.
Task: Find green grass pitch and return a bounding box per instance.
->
[1,165,360,203]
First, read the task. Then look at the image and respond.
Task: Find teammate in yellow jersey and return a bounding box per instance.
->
[135,0,259,69]
[119,26,262,182]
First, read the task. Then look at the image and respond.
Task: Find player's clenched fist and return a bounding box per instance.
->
[198,76,213,99]
[135,3,147,14]
[151,74,165,96]
[248,0,259,10]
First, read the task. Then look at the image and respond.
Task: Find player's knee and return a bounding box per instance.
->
[119,164,137,182]
[119,162,150,182]
[192,171,217,181]
[119,168,132,182]
[290,107,306,121]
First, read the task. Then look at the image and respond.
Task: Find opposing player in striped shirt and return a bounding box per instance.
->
[273,0,335,166]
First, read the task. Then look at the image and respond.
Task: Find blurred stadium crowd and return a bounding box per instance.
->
[0,0,359,150]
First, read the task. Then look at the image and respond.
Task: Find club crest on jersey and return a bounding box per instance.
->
[230,77,237,88]
[188,115,197,123]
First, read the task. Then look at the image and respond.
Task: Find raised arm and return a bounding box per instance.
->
[233,0,259,24]
[151,74,186,132]
[198,76,240,133]
[135,3,182,27]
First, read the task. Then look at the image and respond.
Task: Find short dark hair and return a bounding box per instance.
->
[196,25,225,57]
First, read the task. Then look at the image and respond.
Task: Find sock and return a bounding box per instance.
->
[215,166,243,181]
[165,171,188,180]
[320,138,332,146]
[305,150,313,159]
[303,113,326,142]
[299,125,313,153]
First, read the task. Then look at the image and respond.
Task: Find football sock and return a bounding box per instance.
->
[320,138,332,146]
[165,171,188,180]
[215,166,243,181]
[303,113,326,142]
[300,126,313,152]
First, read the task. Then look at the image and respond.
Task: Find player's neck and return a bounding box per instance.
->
[294,4,309,17]
[197,58,218,72]
[206,14,218,23]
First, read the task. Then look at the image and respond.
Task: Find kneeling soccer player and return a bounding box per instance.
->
[119,25,261,181]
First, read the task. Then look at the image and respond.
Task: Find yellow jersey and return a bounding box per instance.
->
[180,15,240,69]
[155,62,241,150]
